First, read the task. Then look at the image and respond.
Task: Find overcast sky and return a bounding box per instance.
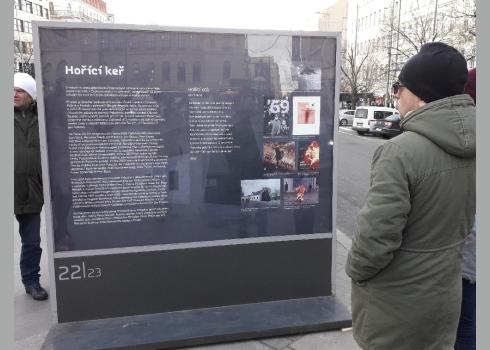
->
[104,0,336,31]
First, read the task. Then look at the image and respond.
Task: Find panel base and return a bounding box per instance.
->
[41,296,352,350]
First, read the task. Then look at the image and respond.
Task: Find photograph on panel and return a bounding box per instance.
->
[298,139,320,173]
[263,97,291,137]
[263,141,296,174]
[292,96,321,135]
[283,177,319,206]
[240,179,281,210]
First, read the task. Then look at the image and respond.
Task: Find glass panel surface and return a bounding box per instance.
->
[38,27,337,251]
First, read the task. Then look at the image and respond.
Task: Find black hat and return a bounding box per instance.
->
[398,42,468,103]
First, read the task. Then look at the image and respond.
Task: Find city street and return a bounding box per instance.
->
[13,0,477,347]
[14,127,387,350]
[335,127,386,238]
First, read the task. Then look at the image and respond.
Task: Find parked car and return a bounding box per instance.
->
[371,114,403,139]
[338,109,355,126]
[352,106,398,135]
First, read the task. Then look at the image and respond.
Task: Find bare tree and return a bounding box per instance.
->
[380,0,476,63]
[341,44,385,107]
[446,0,476,63]
[14,41,34,75]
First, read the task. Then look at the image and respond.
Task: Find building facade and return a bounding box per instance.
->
[318,0,349,51]
[49,0,114,23]
[13,0,115,75]
[14,0,50,74]
[345,0,476,106]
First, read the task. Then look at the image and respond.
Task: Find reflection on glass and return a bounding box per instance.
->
[39,28,337,251]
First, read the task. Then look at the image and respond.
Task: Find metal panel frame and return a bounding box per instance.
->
[32,21,341,324]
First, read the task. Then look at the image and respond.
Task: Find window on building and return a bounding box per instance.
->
[177,33,186,49]
[162,61,170,82]
[161,34,171,49]
[21,41,27,53]
[129,39,138,49]
[235,36,242,48]
[99,38,108,48]
[14,19,23,32]
[24,21,32,33]
[25,1,32,13]
[189,34,200,49]
[193,62,201,83]
[14,40,21,53]
[44,8,49,18]
[222,35,232,49]
[34,3,42,16]
[132,62,140,75]
[14,0,20,9]
[168,171,179,191]
[222,61,231,80]
[145,62,155,82]
[177,61,186,82]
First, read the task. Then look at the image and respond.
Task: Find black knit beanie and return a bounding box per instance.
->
[398,42,468,103]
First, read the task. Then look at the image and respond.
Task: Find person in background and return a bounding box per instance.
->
[268,114,281,136]
[295,184,306,203]
[346,43,475,350]
[14,72,48,301]
[455,67,476,350]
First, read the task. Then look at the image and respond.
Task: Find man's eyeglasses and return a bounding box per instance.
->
[392,81,404,95]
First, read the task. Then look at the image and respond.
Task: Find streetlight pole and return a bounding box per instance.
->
[393,0,402,87]
[352,1,359,108]
[432,0,439,37]
[385,0,395,107]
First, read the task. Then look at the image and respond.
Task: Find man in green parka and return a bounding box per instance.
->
[14,72,48,301]
[346,43,475,350]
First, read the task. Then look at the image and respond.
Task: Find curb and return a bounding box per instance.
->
[336,230,352,251]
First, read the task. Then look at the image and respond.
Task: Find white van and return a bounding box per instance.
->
[352,106,399,135]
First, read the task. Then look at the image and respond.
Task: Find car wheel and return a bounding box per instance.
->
[357,131,365,136]
[382,135,390,139]
[340,119,347,126]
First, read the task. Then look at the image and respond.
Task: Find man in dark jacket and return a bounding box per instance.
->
[346,43,475,349]
[14,72,48,301]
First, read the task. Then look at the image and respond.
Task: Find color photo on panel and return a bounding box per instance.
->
[298,139,320,173]
[241,179,281,210]
[292,96,321,135]
[263,141,296,174]
[283,177,319,206]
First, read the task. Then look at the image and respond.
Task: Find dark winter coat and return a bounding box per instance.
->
[14,104,44,214]
[346,95,476,350]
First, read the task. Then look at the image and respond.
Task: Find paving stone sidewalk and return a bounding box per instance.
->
[15,219,360,350]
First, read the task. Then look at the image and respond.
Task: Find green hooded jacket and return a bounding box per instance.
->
[346,94,476,350]
[14,104,44,214]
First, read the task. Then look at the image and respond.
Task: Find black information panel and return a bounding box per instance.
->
[39,26,336,251]
[36,24,339,324]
